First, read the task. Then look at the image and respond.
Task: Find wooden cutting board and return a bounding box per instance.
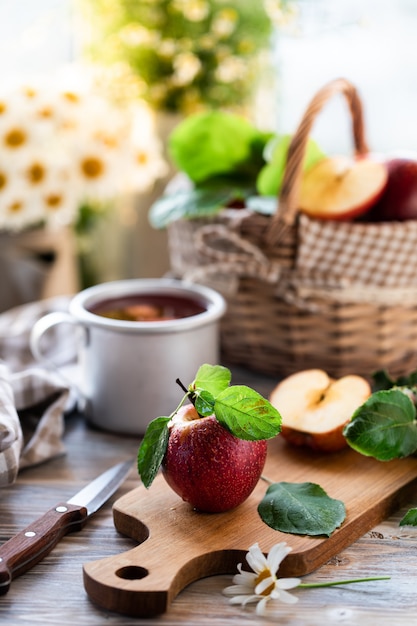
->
[83,436,417,617]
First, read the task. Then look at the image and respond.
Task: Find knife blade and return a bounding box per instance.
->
[0,458,133,594]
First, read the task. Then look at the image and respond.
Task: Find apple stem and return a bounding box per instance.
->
[176,378,196,407]
[260,475,274,485]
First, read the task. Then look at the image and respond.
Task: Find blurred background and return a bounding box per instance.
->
[0,0,416,312]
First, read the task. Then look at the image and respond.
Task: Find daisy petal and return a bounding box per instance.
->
[246,543,268,573]
[233,571,257,585]
[267,542,292,574]
[277,588,299,604]
[255,596,269,616]
[223,584,255,596]
[277,577,302,590]
[228,594,259,606]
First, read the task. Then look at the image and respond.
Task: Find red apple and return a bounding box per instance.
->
[269,369,371,452]
[162,404,267,513]
[366,157,417,221]
[299,155,388,221]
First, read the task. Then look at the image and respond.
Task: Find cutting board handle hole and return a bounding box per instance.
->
[116,566,149,581]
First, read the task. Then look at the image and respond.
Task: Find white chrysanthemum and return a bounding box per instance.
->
[119,23,159,47]
[212,8,239,38]
[172,52,202,86]
[173,0,210,22]
[0,73,167,232]
[71,136,126,203]
[223,542,300,616]
[0,183,44,231]
[215,56,247,83]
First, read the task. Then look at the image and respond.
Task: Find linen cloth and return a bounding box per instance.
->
[0,296,75,487]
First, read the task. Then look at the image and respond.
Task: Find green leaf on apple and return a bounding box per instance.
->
[343,389,417,461]
[258,482,346,537]
[214,385,281,441]
[137,416,170,488]
[191,363,232,397]
[194,389,215,416]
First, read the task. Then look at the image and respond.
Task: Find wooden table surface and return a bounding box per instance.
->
[1,365,417,626]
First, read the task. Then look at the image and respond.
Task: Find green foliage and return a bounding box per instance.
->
[214,385,282,441]
[256,134,326,196]
[400,508,417,526]
[78,0,288,112]
[258,482,346,537]
[343,389,417,461]
[137,416,170,488]
[168,110,272,184]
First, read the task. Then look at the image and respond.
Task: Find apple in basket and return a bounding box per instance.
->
[366,157,417,221]
[161,404,268,513]
[269,369,371,452]
[299,155,388,220]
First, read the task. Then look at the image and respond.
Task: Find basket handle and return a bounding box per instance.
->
[267,77,369,247]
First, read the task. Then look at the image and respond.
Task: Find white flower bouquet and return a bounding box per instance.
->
[0,74,167,233]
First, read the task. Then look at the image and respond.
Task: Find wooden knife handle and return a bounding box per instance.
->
[0,502,87,594]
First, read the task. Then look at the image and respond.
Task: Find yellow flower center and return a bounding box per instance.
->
[27,162,45,184]
[62,91,80,103]
[136,151,148,166]
[45,193,63,209]
[0,101,7,114]
[255,569,275,597]
[9,201,23,213]
[38,106,54,119]
[23,87,37,98]
[4,127,27,148]
[0,171,7,189]
[81,156,104,179]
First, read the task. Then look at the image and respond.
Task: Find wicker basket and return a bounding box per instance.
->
[167,78,417,379]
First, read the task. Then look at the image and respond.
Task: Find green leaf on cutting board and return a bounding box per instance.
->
[258,482,346,537]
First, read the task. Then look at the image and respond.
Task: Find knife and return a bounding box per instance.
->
[0,458,133,594]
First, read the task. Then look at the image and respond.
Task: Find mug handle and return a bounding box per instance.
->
[30,312,87,407]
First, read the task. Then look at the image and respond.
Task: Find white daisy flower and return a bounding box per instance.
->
[172,52,202,86]
[0,183,43,231]
[223,542,300,616]
[212,8,239,38]
[0,72,167,233]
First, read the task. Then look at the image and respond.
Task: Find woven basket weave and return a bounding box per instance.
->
[167,78,417,379]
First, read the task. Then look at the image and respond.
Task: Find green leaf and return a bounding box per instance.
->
[194,389,215,416]
[168,110,269,184]
[372,368,417,391]
[256,134,326,196]
[343,389,417,460]
[246,195,276,215]
[258,482,346,537]
[192,364,232,398]
[400,508,417,526]
[148,189,232,229]
[214,385,281,441]
[137,416,170,488]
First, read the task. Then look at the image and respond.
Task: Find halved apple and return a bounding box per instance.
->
[299,155,388,220]
[269,369,371,452]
